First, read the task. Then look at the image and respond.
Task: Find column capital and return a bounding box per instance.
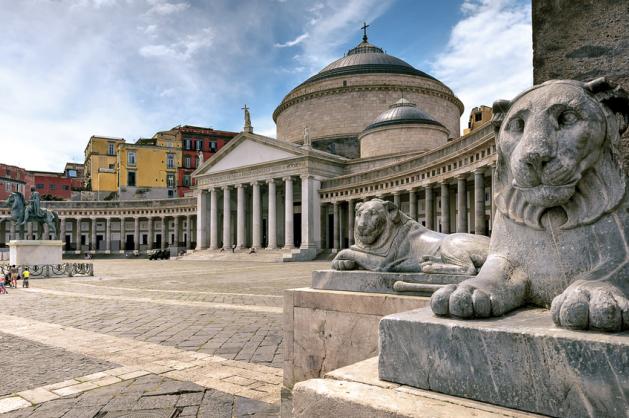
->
[236,183,245,189]
[440,179,450,185]
[457,173,468,180]
[408,188,417,194]
[266,178,275,185]
[282,176,293,182]
[392,190,400,195]
[206,187,214,193]
[250,180,260,187]
[474,167,487,175]
[222,185,231,191]
[300,174,314,180]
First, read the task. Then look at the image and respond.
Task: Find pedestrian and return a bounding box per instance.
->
[231,243,236,253]
[22,268,30,288]
[0,272,7,294]
[10,265,18,288]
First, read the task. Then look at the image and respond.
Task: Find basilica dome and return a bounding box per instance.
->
[359,98,449,158]
[273,32,463,159]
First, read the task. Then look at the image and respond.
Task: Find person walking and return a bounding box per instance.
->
[10,265,18,288]
[22,268,30,288]
[0,272,7,294]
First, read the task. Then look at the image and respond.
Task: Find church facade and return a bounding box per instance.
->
[192,34,497,261]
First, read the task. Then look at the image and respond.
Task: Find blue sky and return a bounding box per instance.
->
[0,0,532,171]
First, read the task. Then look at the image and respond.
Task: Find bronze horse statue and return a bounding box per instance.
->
[5,192,59,240]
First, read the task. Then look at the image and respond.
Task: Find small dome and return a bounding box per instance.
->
[299,40,437,86]
[364,98,445,131]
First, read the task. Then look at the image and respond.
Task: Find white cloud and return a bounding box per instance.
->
[145,0,190,16]
[431,0,533,135]
[139,27,213,60]
[274,33,309,48]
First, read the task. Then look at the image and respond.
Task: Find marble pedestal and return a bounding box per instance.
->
[379,307,629,418]
[9,240,63,265]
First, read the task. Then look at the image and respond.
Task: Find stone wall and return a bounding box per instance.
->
[359,124,449,158]
[532,0,629,167]
[275,74,462,149]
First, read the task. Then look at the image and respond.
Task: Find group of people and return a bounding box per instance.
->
[0,265,30,294]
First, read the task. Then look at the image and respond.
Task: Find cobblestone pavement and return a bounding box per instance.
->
[0,259,325,417]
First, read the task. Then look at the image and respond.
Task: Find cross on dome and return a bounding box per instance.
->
[361,21,369,42]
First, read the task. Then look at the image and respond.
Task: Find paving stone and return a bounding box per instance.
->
[0,397,31,414]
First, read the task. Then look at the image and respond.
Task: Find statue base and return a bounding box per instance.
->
[378,307,629,418]
[9,240,63,265]
[312,270,471,295]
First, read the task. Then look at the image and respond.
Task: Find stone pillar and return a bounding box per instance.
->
[105,218,111,253]
[491,163,497,230]
[252,181,261,249]
[210,188,218,250]
[60,218,66,244]
[409,189,417,221]
[75,218,81,252]
[267,179,277,249]
[161,217,167,250]
[186,215,192,250]
[236,184,246,249]
[9,220,16,241]
[43,223,50,240]
[440,181,450,234]
[147,217,154,250]
[348,199,355,246]
[134,217,140,251]
[196,190,209,250]
[300,175,321,251]
[27,222,33,240]
[222,186,232,250]
[91,218,97,252]
[120,217,126,252]
[425,185,434,230]
[332,201,340,251]
[457,175,468,233]
[173,216,180,249]
[393,191,400,208]
[475,168,487,236]
[283,176,294,249]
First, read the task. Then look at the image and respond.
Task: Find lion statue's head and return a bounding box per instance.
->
[353,198,402,247]
[492,78,629,230]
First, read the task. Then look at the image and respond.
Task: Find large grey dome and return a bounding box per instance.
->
[299,40,437,86]
[364,98,445,131]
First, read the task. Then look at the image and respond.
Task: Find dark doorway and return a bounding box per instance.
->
[96,235,103,251]
[155,234,162,249]
[293,213,301,247]
[125,234,134,251]
[327,214,334,248]
[65,235,71,251]
[262,219,267,247]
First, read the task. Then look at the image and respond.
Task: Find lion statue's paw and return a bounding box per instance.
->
[431,283,493,318]
[331,258,357,270]
[551,281,629,331]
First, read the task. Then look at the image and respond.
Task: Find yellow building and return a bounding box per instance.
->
[84,136,125,196]
[117,142,177,199]
[463,105,493,135]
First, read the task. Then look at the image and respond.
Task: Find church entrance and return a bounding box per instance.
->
[293,213,301,248]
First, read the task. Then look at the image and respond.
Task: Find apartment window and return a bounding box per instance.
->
[5,183,11,192]
[209,141,217,152]
[63,185,70,191]
[475,112,483,122]
[36,183,44,189]
[108,143,115,156]
[183,175,191,187]
[195,140,202,151]
[49,184,56,190]
[167,154,175,169]
[168,189,174,198]
[195,156,200,168]
[127,151,136,165]
[128,171,136,187]
[167,174,175,189]
[67,169,77,177]
[184,156,191,168]
[184,139,191,150]
[109,164,115,169]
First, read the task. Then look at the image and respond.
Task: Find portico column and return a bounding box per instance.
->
[120,217,126,252]
[475,168,486,235]
[267,179,277,249]
[91,218,97,252]
[60,218,66,244]
[252,181,261,249]
[186,215,192,249]
[425,185,435,230]
[43,223,50,240]
[409,189,417,220]
[332,201,339,251]
[440,181,450,234]
[134,217,140,251]
[161,216,167,250]
[196,190,209,250]
[300,175,320,251]
[348,199,355,246]
[283,176,294,249]
[236,184,246,249]
[105,218,111,253]
[75,218,81,252]
[9,220,16,241]
[490,163,497,229]
[147,217,154,250]
[222,186,232,250]
[457,174,468,233]
[393,191,400,208]
[173,216,180,249]
[209,188,218,250]
[27,222,33,240]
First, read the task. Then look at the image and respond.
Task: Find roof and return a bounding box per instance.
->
[297,39,437,87]
[363,98,445,132]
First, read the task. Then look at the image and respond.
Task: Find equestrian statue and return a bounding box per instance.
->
[5,190,59,240]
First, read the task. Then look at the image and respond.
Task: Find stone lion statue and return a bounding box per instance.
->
[331,198,489,274]
[431,78,629,331]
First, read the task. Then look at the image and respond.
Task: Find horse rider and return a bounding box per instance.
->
[28,188,44,218]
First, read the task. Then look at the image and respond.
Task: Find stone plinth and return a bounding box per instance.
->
[311,270,470,295]
[379,307,629,418]
[282,287,429,417]
[9,240,63,265]
[292,357,537,418]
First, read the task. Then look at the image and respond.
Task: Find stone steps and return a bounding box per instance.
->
[178,249,287,262]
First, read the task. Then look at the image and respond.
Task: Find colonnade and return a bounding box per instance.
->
[0,214,196,253]
[196,175,321,252]
[324,167,493,251]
